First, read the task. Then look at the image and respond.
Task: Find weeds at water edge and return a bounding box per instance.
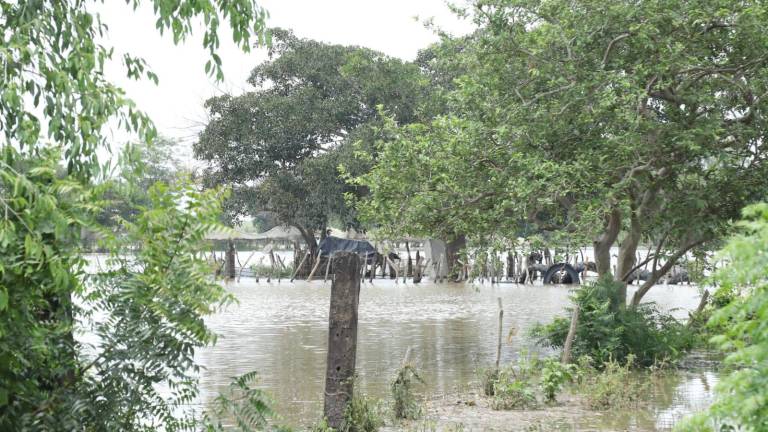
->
[575,354,648,410]
[391,364,425,420]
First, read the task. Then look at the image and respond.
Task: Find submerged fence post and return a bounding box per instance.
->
[413,251,422,284]
[496,297,503,369]
[561,305,580,364]
[306,252,322,281]
[291,251,309,282]
[225,240,236,280]
[323,252,361,429]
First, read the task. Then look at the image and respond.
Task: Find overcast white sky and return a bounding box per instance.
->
[97,0,473,163]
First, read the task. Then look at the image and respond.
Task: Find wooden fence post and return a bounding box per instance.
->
[561,305,580,364]
[306,252,322,281]
[413,251,422,284]
[291,251,309,282]
[225,240,236,280]
[406,242,412,277]
[496,297,504,369]
[323,252,361,429]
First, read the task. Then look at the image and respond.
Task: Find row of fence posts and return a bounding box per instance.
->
[208,241,593,284]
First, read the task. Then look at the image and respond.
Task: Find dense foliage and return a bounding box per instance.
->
[533,279,696,367]
[0,148,95,428]
[0,149,276,430]
[1,0,272,429]
[677,203,768,431]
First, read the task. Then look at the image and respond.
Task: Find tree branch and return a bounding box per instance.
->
[601,33,631,69]
[630,237,708,307]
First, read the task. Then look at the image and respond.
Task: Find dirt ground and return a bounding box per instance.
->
[382,391,655,432]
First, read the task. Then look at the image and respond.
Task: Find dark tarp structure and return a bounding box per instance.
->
[318,236,378,263]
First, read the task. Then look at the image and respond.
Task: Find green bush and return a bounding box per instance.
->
[308,394,382,432]
[251,263,293,278]
[203,372,287,432]
[532,278,697,367]
[489,368,538,410]
[539,358,574,403]
[309,418,335,432]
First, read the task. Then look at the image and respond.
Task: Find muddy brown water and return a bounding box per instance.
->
[196,278,716,431]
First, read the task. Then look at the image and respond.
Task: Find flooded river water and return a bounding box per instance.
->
[196,277,716,430]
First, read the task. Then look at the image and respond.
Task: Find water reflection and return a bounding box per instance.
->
[197,278,709,429]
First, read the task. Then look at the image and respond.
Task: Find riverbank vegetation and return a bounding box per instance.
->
[533,279,700,368]
[675,204,768,430]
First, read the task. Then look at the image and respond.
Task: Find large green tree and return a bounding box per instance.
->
[361,0,768,303]
[194,28,430,249]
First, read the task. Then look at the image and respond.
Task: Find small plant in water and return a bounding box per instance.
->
[391,363,425,420]
[576,354,648,410]
[202,371,290,432]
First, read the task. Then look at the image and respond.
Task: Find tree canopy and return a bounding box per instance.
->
[358,0,768,301]
[194,28,431,248]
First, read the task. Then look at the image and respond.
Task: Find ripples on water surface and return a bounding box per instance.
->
[197,277,714,430]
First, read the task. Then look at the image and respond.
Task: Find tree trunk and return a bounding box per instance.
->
[445,234,466,282]
[293,224,317,278]
[593,208,621,278]
[405,241,412,277]
[293,224,317,252]
[413,251,422,283]
[323,253,361,429]
[615,211,642,307]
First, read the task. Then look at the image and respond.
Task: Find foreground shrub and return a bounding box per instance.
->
[479,368,499,397]
[309,418,334,432]
[532,278,697,367]
[676,203,768,431]
[203,372,288,432]
[251,263,293,279]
